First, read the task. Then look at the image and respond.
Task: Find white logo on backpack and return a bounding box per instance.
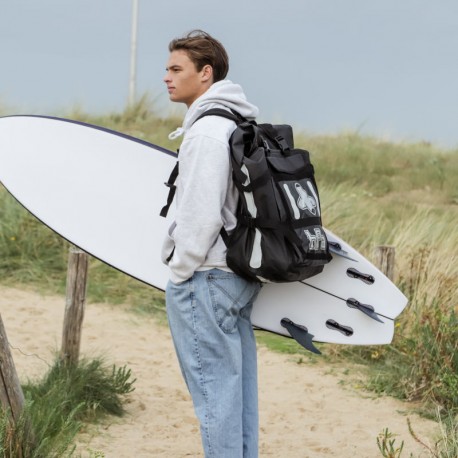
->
[304,228,327,251]
[295,183,317,215]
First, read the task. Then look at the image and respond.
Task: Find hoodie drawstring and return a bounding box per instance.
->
[168,127,185,140]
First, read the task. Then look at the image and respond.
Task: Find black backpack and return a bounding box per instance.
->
[161,108,332,283]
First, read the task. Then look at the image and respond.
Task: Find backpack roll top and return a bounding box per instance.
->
[227,121,332,283]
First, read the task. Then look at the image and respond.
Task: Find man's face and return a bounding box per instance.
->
[164,50,212,107]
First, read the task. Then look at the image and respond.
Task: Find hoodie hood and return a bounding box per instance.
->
[168,80,259,140]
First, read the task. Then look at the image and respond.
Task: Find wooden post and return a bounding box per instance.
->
[61,247,89,365]
[374,245,396,281]
[0,313,25,422]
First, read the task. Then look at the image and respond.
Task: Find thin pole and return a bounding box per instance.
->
[128,0,139,107]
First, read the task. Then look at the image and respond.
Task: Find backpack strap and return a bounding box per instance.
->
[160,161,179,218]
[194,108,244,125]
[193,108,248,246]
[160,109,243,221]
[195,109,263,189]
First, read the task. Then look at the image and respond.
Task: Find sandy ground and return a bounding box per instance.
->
[0,285,437,457]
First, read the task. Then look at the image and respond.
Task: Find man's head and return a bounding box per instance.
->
[168,30,229,83]
[164,30,229,107]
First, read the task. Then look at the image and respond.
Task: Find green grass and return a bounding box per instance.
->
[0,357,135,457]
[329,206,458,418]
[23,358,135,421]
[0,399,81,458]
[299,131,458,204]
[65,95,183,153]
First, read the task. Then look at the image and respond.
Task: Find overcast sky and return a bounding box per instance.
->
[1,0,457,148]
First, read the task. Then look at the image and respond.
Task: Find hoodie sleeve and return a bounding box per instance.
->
[166,132,231,283]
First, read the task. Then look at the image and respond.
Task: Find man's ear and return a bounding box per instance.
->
[201,64,213,83]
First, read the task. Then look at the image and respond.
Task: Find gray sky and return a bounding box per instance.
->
[1,0,457,148]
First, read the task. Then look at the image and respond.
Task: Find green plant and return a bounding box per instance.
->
[0,357,136,457]
[375,412,458,458]
[24,358,136,421]
[0,400,81,457]
[377,428,405,458]
[363,306,457,417]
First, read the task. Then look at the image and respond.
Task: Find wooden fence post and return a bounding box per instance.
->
[374,245,396,281]
[0,313,25,422]
[61,247,89,365]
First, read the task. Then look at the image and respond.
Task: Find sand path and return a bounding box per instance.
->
[0,286,436,457]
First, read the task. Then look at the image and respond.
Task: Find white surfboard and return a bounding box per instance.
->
[0,116,408,350]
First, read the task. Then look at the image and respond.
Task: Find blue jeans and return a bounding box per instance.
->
[166,269,262,458]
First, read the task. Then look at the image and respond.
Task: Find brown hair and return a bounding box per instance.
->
[168,30,229,82]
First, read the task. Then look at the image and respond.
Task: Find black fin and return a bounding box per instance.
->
[346,298,384,323]
[328,242,358,262]
[281,318,321,354]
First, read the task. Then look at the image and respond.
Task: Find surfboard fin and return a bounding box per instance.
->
[346,298,384,323]
[328,242,358,262]
[281,318,321,354]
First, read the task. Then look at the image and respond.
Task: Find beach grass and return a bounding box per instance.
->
[0,357,135,457]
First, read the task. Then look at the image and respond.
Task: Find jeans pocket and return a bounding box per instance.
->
[206,270,259,334]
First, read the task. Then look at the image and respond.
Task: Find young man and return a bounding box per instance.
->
[161,30,262,457]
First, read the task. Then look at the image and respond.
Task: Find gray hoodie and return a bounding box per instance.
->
[161,80,259,284]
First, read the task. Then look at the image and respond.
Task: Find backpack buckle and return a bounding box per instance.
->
[275,135,290,151]
[240,215,257,228]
